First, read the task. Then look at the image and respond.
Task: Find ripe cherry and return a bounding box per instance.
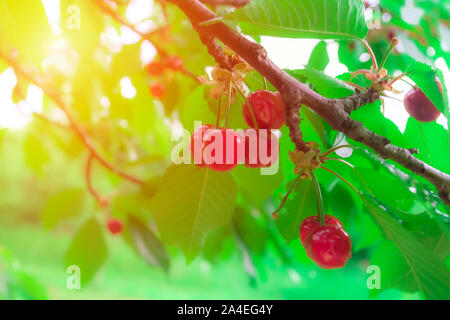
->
[150,82,166,99]
[203,128,243,171]
[190,124,215,168]
[305,225,352,269]
[107,218,123,235]
[299,215,343,245]
[147,60,165,76]
[166,56,184,71]
[243,90,285,129]
[404,80,442,122]
[241,129,279,168]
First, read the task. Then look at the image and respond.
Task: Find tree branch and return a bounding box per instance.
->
[85,152,109,207]
[167,0,450,205]
[200,0,250,8]
[0,50,144,185]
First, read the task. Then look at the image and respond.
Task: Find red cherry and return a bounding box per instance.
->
[147,60,165,76]
[243,90,285,129]
[150,83,166,98]
[107,218,123,235]
[203,128,243,171]
[190,124,215,168]
[299,215,343,245]
[166,56,184,71]
[241,129,279,168]
[404,80,442,122]
[305,225,352,269]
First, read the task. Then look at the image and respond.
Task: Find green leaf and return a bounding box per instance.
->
[226,0,368,40]
[403,119,450,173]
[65,218,108,287]
[307,41,329,71]
[366,197,450,299]
[150,165,238,261]
[0,0,55,65]
[41,188,85,229]
[233,207,269,255]
[127,215,170,272]
[24,133,50,175]
[232,164,284,205]
[276,178,316,243]
[406,62,448,117]
[287,68,354,98]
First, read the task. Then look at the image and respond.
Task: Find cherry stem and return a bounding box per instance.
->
[388,72,407,85]
[324,158,374,196]
[345,81,367,92]
[85,152,107,207]
[224,80,232,128]
[322,144,354,157]
[272,174,302,219]
[350,69,371,80]
[360,39,378,70]
[215,96,222,128]
[380,93,403,102]
[399,78,416,89]
[378,41,396,72]
[310,170,325,225]
[263,77,268,90]
[232,78,259,129]
[320,165,360,195]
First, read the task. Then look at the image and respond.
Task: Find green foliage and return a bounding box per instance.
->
[150,165,238,261]
[0,247,48,299]
[366,197,450,300]
[226,0,368,40]
[65,218,108,287]
[126,215,170,272]
[406,62,448,117]
[307,41,329,71]
[0,0,55,64]
[41,188,85,229]
[0,0,448,300]
[276,179,316,243]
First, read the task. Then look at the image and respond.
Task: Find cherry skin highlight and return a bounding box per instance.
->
[305,225,352,269]
[299,215,343,245]
[243,90,285,129]
[404,81,442,122]
[107,218,123,235]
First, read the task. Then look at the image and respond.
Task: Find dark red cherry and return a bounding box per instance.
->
[166,56,184,71]
[305,225,352,269]
[404,80,442,122]
[203,128,243,171]
[299,215,343,245]
[243,90,285,129]
[241,129,279,168]
[190,124,214,168]
[107,218,123,235]
[147,60,165,76]
[150,82,166,98]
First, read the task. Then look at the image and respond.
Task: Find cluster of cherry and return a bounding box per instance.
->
[147,55,184,98]
[189,90,284,171]
[300,215,352,269]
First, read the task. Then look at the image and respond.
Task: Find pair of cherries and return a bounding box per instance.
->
[300,215,352,269]
[190,90,285,171]
[190,126,278,171]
